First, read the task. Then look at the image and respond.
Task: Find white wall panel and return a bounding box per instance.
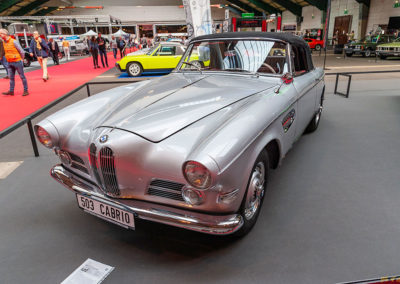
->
[301,5,323,31]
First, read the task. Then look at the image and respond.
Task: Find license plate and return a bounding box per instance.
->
[76,194,135,229]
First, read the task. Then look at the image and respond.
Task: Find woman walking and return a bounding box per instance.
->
[89,36,100,69]
[29,31,50,81]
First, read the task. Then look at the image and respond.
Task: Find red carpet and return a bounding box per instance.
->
[0,53,118,132]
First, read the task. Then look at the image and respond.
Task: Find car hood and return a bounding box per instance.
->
[378,42,400,47]
[97,73,277,142]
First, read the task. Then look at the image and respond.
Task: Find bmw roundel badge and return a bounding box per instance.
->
[99,135,108,143]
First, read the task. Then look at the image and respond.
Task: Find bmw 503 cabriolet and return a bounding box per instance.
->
[35,32,325,236]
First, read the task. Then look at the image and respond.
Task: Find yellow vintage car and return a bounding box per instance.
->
[116,42,187,77]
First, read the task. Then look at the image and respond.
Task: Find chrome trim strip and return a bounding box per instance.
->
[51,164,243,235]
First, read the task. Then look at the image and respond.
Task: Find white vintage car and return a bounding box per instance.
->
[35,32,324,236]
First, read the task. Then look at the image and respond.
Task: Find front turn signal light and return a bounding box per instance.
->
[35,126,53,148]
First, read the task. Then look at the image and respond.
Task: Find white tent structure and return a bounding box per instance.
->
[113,29,129,37]
[81,29,97,36]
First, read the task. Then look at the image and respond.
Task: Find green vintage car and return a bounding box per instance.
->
[344,35,395,57]
[376,38,400,59]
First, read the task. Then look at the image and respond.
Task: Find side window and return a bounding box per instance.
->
[175,46,185,55]
[157,46,176,56]
[291,45,309,76]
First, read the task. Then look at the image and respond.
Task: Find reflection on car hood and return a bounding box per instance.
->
[97,73,277,142]
[127,49,149,56]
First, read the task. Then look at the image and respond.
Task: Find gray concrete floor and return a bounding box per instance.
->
[0,68,400,283]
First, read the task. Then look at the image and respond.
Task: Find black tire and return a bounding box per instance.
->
[233,150,268,237]
[345,52,353,57]
[364,49,372,57]
[380,54,387,60]
[315,44,321,51]
[126,62,143,77]
[23,57,31,67]
[305,88,324,134]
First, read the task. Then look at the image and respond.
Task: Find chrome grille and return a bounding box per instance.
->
[148,179,184,201]
[68,152,88,174]
[89,143,102,186]
[99,147,120,196]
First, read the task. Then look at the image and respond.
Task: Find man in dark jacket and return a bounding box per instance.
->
[29,31,50,81]
[96,33,109,68]
[48,38,59,65]
[0,38,9,79]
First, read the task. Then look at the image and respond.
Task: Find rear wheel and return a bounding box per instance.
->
[380,54,387,60]
[234,150,268,237]
[58,52,63,60]
[315,44,321,51]
[305,88,324,133]
[127,62,143,77]
[345,52,353,57]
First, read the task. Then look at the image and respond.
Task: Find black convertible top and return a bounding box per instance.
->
[191,32,309,49]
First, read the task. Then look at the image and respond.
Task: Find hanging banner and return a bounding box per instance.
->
[182,0,213,40]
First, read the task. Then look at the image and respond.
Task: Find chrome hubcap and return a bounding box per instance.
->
[244,162,265,220]
[129,64,140,76]
[315,100,323,124]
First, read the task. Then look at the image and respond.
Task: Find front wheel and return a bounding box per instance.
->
[380,54,387,60]
[126,62,143,77]
[363,49,372,57]
[345,52,353,57]
[315,44,321,51]
[234,150,268,237]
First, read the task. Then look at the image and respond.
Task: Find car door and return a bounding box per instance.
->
[153,45,181,70]
[290,44,318,137]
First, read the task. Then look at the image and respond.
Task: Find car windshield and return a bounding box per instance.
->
[178,39,289,75]
[146,44,159,55]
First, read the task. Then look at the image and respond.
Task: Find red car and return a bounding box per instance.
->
[304,38,323,51]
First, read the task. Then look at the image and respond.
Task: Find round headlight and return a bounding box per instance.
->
[183,161,212,189]
[35,126,53,148]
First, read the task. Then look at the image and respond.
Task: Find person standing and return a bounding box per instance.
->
[96,33,109,68]
[118,36,125,58]
[62,38,70,60]
[29,31,50,82]
[0,37,9,79]
[48,38,59,65]
[0,29,29,96]
[89,36,100,69]
[110,36,118,59]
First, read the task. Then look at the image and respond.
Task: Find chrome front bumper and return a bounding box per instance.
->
[51,165,243,235]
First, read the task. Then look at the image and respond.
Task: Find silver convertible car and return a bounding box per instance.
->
[35,32,324,236]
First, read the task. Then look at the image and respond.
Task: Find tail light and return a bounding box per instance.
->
[183,161,212,189]
[35,126,53,148]
[281,73,293,84]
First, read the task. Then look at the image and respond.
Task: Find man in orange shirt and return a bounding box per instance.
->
[0,29,29,96]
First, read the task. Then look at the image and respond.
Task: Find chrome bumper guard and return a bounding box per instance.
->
[51,165,243,235]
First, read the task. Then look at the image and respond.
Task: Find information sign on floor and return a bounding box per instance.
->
[61,258,114,284]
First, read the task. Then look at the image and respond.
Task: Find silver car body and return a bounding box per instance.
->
[36,32,325,235]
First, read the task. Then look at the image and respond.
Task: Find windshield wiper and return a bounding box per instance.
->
[181,61,202,74]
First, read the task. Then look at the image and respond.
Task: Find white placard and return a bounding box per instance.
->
[182,0,213,39]
[61,258,114,284]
